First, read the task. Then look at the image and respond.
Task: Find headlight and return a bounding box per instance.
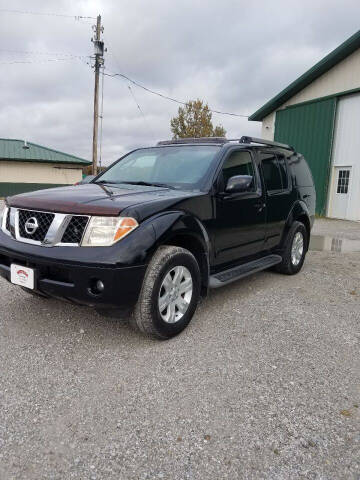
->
[81,216,138,247]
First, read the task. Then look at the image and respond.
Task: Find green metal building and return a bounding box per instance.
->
[0,139,91,197]
[250,30,360,221]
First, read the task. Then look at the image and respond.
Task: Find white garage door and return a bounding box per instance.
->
[328,93,360,221]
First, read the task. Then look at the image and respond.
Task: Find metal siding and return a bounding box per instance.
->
[328,93,360,220]
[274,98,337,215]
[0,139,90,165]
[0,161,83,185]
[0,183,67,197]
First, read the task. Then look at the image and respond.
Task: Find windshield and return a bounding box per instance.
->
[95,145,220,190]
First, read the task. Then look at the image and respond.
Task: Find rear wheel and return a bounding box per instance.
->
[131,246,201,339]
[275,221,307,275]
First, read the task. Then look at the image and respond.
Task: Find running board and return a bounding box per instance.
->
[209,254,282,288]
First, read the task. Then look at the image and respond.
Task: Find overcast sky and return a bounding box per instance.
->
[0,0,359,165]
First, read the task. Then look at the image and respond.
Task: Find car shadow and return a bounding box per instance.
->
[5,267,283,345]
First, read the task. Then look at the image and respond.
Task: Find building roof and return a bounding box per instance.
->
[0,138,91,165]
[249,29,360,121]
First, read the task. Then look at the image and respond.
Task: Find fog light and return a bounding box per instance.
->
[89,279,105,295]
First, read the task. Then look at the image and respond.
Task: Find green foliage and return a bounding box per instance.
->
[170,99,226,139]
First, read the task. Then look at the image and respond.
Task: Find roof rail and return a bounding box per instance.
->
[156,136,295,151]
[157,137,227,145]
[239,136,294,151]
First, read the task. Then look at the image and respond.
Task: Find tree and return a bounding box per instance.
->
[170,99,226,139]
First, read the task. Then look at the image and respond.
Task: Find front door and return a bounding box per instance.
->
[213,149,266,267]
[329,167,352,219]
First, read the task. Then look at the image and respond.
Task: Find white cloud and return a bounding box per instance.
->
[0,0,359,165]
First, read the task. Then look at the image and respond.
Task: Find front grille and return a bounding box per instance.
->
[18,209,54,242]
[2,208,90,247]
[61,216,88,244]
[8,209,16,237]
[5,208,10,232]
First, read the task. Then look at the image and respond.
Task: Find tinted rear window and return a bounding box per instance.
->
[288,155,314,187]
[262,155,282,191]
[277,155,288,189]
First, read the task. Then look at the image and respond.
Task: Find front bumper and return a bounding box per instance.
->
[0,230,147,309]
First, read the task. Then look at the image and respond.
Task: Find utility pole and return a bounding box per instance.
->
[91,15,104,176]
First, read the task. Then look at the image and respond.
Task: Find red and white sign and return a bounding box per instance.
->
[10,264,35,290]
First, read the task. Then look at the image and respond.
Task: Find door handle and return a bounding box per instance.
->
[254,202,266,211]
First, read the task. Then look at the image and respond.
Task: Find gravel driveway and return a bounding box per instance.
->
[0,200,359,479]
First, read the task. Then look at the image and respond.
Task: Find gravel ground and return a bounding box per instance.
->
[0,201,359,479]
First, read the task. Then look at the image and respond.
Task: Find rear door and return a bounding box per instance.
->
[259,151,293,249]
[213,148,267,267]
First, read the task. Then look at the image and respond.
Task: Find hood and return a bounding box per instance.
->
[7,183,198,217]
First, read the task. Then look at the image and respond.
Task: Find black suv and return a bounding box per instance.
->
[0,136,315,339]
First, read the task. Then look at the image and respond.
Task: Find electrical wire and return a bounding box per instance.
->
[0,57,85,65]
[127,85,155,138]
[0,8,95,19]
[0,49,87,57]
[104,70,249,118]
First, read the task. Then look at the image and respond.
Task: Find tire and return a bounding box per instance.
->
[275,221,308,275]
[131,245,201,339]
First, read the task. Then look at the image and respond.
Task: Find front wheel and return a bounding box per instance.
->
[275,221,308,275]
[131,246,201,339]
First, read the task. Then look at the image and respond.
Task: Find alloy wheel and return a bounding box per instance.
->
[291,231,304,266]
[158,266,193,324]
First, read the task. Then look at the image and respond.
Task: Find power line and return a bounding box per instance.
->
[0,8,95,19]
[127,85,155,138]
[0,56,87,65]
[104,70,249,118]
[106,50,155,134]
[0,49,86,57]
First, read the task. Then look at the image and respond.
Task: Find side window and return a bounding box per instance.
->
[261,153,289,192]
[287,155,314,187]
[277,155,288,189]
[222,151,255,190]
[261,154,282,191]
[337,169,350,194]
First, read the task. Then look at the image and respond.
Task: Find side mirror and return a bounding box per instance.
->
[225,175,253,193]
[76,175,95,185]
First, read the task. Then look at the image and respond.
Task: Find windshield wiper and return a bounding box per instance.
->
[95,180,118,184]
[120,181,175,189]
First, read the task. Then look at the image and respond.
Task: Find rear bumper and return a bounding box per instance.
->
[0,231,147,309]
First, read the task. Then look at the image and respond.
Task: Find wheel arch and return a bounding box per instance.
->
[296,213,311,249]
[147,212,211,297]
[280,201,312,251]
[163,233,209,296]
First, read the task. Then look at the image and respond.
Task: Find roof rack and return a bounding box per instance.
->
[156,136,294,151]
[157,137,227,145]
[239,136,294,151]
